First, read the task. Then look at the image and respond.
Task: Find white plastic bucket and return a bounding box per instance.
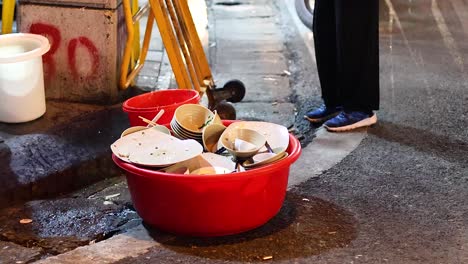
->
[0,33,50,123]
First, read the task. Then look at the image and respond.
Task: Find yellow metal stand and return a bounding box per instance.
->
[120,0,152,89]
[130,0,141,70]
[1,0,15,34]
[120,0,245,119]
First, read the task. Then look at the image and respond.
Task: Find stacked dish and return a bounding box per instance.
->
[170,104,221,145]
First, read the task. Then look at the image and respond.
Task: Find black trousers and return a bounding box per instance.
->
[313,0,380,111]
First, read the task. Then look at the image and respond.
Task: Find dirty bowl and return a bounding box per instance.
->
[220,128,266,159]
[225,121,289,153]
[121,125,171,138]
[202,123,226,152]
[123,89,200,126]
[112,120,302,237]
[190,166,232,175]
[173,104,214,134]
[161,153,236,174]
[243,152,289,169]
[120,126,147,137]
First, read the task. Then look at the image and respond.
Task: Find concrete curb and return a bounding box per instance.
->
[0,101,129,208]
[34,225,156,264]
[288,127,366,188]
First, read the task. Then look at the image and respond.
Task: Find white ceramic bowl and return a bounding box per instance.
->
[220,128,266,159]
[174,104,215,134]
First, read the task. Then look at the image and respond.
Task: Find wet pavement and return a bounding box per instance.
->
[0,176,140,262]
[289,0,468,262]
[114,193,357,263]
[1,0,468,263]
[0,197,136,255]
[378,0,468,140]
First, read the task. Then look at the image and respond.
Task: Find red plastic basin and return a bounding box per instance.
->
[112,120,302,237]
[123,89,200,126]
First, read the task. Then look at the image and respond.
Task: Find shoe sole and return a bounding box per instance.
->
[325,114,378,132]
[304,112,340,123]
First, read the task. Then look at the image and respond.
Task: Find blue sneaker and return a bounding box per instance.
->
[304,104,342,123]
[324,111,377,132]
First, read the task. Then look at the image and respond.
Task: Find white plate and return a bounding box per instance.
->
[111,128,203,167]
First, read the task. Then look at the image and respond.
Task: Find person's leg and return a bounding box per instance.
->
[323,0,379,131]
[335,0,379,112]
[312,0,342,107]
[305,0,342,123]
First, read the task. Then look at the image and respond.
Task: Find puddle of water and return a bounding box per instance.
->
[144,192,357,262]
[0,198,139,256]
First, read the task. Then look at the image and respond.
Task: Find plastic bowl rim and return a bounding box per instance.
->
[112,133,301,181]
[123,89,200,110]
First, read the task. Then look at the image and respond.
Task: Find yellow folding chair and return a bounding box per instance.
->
[120,0,246,119]
[1,0,15,34]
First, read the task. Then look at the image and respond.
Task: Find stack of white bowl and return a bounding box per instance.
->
[170,104,215,145]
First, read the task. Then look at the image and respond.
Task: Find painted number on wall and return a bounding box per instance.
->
[29,23,100,82]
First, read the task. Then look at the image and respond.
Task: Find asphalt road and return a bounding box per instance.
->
[288,0,468,262]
